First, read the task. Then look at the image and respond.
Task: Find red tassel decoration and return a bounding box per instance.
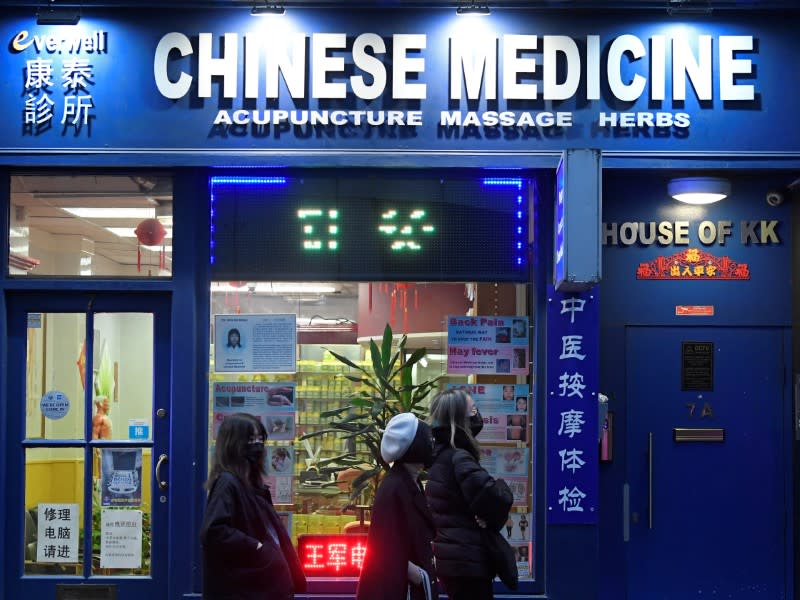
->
[414,288,419,310]
[368,282,373,312]
[137,244,141,272]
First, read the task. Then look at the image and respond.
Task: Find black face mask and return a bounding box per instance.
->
[246,444,265,465]
[469,411,484,437]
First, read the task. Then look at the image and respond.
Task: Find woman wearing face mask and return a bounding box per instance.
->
[356,412,437,600]
[426,389,514,600]
[201,413,306,600]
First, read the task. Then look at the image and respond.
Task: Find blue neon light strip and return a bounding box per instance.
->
[209,176,289,264]
[210,176,287,185]
[481,177,525,268]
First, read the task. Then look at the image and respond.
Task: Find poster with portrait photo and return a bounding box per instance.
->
[447,383,530,444]
[447,315,530,376]
[214,314,297,373]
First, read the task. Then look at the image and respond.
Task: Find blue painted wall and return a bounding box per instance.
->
[598,169,793,599]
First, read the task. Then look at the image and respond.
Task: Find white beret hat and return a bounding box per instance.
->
[381,412,419,464]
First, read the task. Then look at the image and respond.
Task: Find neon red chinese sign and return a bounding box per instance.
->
[636,248,750,280]
[297,534,368,577]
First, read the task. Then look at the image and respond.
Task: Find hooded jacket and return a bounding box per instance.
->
[425,425,513,579]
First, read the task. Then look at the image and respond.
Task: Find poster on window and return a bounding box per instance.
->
[212,382,297,442]
[448,383,530,444]
[447,316,529,375]
[100,509,143,569]
[214,314,297,373]
[479,446,529,508]
[36,503,79,563]
[265,445,295,505]
[100,448,143,507]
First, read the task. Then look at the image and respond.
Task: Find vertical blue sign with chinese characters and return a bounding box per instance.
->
[546,285,599,524]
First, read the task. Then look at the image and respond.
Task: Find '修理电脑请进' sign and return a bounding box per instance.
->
[1,8,797,164]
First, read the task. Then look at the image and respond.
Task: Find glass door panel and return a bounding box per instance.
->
[92,313,154,443]
[24,447,84,575]
[91,447,151,576]
[26,313,86,440]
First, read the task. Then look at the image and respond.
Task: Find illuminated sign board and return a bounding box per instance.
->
[1,9,796,164]
[298,534,368,577]
[553,149,601,292]
[210,173,529,281]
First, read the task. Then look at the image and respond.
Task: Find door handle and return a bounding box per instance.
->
[155,453,169,490]
[648,432,653,529]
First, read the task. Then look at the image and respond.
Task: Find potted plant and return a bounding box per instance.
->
[300,324,441,502]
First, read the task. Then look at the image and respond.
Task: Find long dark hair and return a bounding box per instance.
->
[226,328,242,348]
[429,388,479,455]
[207,412,267,491]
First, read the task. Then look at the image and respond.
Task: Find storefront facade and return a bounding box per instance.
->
[0,3,798,599]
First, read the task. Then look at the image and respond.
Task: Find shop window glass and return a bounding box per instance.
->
[9,174,172,278]
[209,281,535,581]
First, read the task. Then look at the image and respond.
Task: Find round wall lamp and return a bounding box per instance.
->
[668,177,731,205]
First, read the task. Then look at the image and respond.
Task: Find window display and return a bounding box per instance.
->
[209,280,534,580]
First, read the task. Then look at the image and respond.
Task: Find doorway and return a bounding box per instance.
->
[4,292,171,600]
[625,326,790,599]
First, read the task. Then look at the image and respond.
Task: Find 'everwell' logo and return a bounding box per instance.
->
[10,30,108,54]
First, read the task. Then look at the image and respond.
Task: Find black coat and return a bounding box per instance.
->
[425,426,513,579]
[201,471,307,600]
[356,464,438,600]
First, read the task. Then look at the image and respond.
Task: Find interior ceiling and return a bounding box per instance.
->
[5,0,799,10]
[11,174,173,269]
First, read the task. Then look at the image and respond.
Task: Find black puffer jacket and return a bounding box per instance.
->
[425,426,513,579]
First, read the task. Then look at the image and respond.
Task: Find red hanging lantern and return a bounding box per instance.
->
[134,218,167,272]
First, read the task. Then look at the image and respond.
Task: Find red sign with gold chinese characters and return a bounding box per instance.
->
[636,248,750,280]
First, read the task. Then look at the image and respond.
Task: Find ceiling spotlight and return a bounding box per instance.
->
[668,177,731,205]
[251,1,285,15]
[456,3,491,16]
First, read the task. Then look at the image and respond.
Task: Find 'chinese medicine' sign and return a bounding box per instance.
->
[36,503,79,563]
[546,285,599,524]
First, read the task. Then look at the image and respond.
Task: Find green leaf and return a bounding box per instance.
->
[369,338,384,381]
[324,348,367,374]
[320,405,355,418]
[380,324,393,370]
